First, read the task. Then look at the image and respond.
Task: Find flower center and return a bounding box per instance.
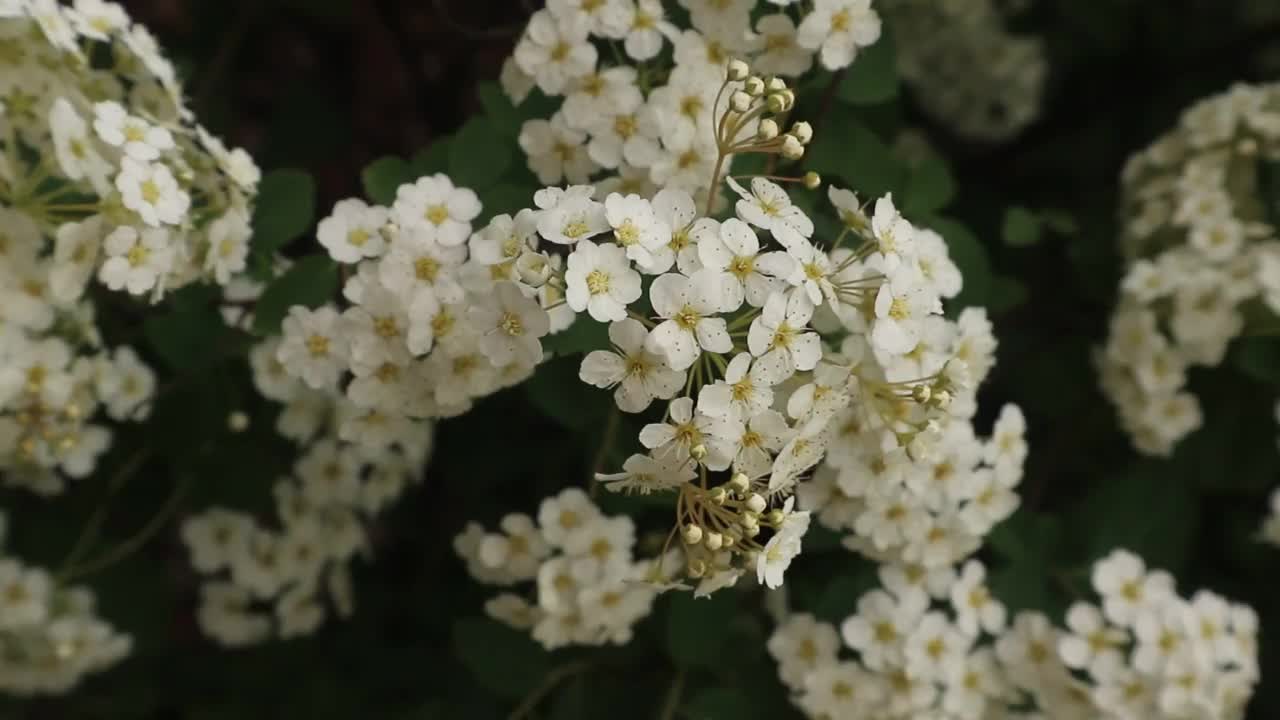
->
[425,204,449,225]
[586,269,611,295]
[305,334,330,357]
[500,311,524,336]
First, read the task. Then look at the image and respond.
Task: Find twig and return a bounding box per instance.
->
[588,406,621,498]
[656,669,686,720]
[59,473,193,583]
[507,661,590,720]
[194,3,258,115]
[59,448,151,572]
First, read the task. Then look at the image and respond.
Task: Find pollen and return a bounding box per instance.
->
[425,204,449,226]
[499,311,524,336]
[305,334,330,357]
[586,269,611,295]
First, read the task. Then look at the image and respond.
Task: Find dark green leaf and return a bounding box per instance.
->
[252,255,340,335]
[1002,206,1043,247]
[683,688,761,720]
[543,315,611,356]
[361,156,412,205]
[805,115,905,198]
[452,617,551,699]
[525,355,611,431]
[901,154,955,216]
[251,169,316,256]
[478,82,521,137]
[448,116,512,190]
[411,135,453,177]
[666,591,735,668]
[144,286,232,372]
[837,30,898,105]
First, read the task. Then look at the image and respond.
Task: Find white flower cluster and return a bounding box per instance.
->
[770,550,1258,719]
[0,0,260,301]
[504,0,881,200]
[1100,83,1280,456]
[1259,482,1280,548]
[771,560,1015,719]
[456,488,669,650]
[879,0,1046,142]
[180,340,432,646]
[0,512,131,695]
[1004,550,1258,719]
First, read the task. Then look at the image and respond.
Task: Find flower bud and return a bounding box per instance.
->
[766,93,787,114]
[705,531,724,551]
[745,76,765,96]
[802,171,821,190]
[728,473,750,494]
[516,251,552,286]
[709,486,727,504]
[912,384,932,404]
[765,76,786,93]
[745,493,767,514]
[791,121,813,145]
[757,118,779,140]
[688,558,707,578]
[765,509,785,526]
[228,411,250,433]
[682,524,704,545]
[740,514,759,533]
[781,135,804,159]
[727,59,750,81]
[932,390,952,408]
[743,523,761,538]
[690,443,708,461]
[721,533,736,548]
[730,91,752,113]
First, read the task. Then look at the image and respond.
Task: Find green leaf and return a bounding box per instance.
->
[805,116,904,198]
[478,182,537,225]
[927,217,992,310]
[666,592,735,668]
[1069,462,1197,574]
[411,135,453,177]
[1002,206,1043,247]
[837,30,898,105]
[478,82,521,137]
[251,169,316,256]
[448,116,512,190]
[543,315,611,356]
[811,570,877,624]
[987,275,1029,314]
[525,355,611,432]
[901,155,955,216]
[452,617,551,699]
[684,688,761,720]
[252,255,340,336]
[1233,336,1280,386]
[143,286,232,372]
[361,156,412,205]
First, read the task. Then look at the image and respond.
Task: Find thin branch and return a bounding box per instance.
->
[588,405,621,499]
[59,448,151,572]
[656,669,686,720]
[59,473,193,583]
[506,661,590,720]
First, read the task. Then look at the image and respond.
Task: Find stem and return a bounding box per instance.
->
[589,405,621,498]
[507,662,590,720]
[59,448,150,572]
[706,151,726,216]
[656,669,686,720]
[59,471,191,583]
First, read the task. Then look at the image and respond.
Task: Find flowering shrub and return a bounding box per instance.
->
[3,1,1280,718]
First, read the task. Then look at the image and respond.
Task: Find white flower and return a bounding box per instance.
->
[603,0,675,61]
[639,396,739,470]
[604,192,668,267]
[726,176,814,251]
[1057,602,1126,680]
[565,240,642,322]
[277,305,349,390]
[205,206,251,284]
[870,194,917,270]
[391,174,481,246]
[949,560,1006,637]
[318,198,388,263]
[561,66,642,131]
[596,451,696,494]
[93,100,174,161]
[98,226,173,295]
[379,227,467,308]
[697,352,774,422]
[752,14,813,77]
[841,587,927,670]
[68,0,130,39]
[49,98,110,191]
[697,217,794,308]
[470,281,551,367]
[748,291,821,384]
[1091,549,1174,627]
[478,514,551,581]
[872,264,939,355]
[796,0,882,71]
[520,114,600,185]
[537,190,610,245]
[50,215,102,302]
[646,272,733,370]
[757,497,809,588]
[537,487,602,549]
[768,614,841,690]
[580,318,684,412]
[115,157,190,227]
[513,9,597,95]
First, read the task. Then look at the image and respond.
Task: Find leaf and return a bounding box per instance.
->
[448,116,512,190]
[901,154,955,217]
[543,315,610,356]
[666,591,735,668]
[411,135,453,177]
[1233,336,1280,386]
[811,570,878,624]
[251,169,316,256]
[837,29,898,105]
[1002,206,1043,247]
[361,156,412,205]
[478,182,537,225]
[805,115,905,198]
[1068,462,1197,575]
[452,617,551,699]
[987,275,1029,314]
[683,688,761,720]
[525,355,612,432]
[252,255,340,336]
[478,82,521,137]
[143,286,234,372]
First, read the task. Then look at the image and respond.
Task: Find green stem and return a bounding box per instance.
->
[59,448,150,572]
[656,669,686,720]
[507,662,590,720]
[59,471,191,583]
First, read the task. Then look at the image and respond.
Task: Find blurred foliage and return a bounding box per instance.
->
[7,0,1280,717]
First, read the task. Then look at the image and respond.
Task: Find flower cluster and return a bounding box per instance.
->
[0,0,260,301]
[796,324,1023,571]
[770,560,1016,719]
[179,339,432,646]
[504,0,881,203]
[456,488,669,650]
[0,512,131,695]
[770,550,1258,719]
[1005,550,1258,719]
[880,0,1046,142]
[1260,482,1280,548]
[1099,83,1280,456]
